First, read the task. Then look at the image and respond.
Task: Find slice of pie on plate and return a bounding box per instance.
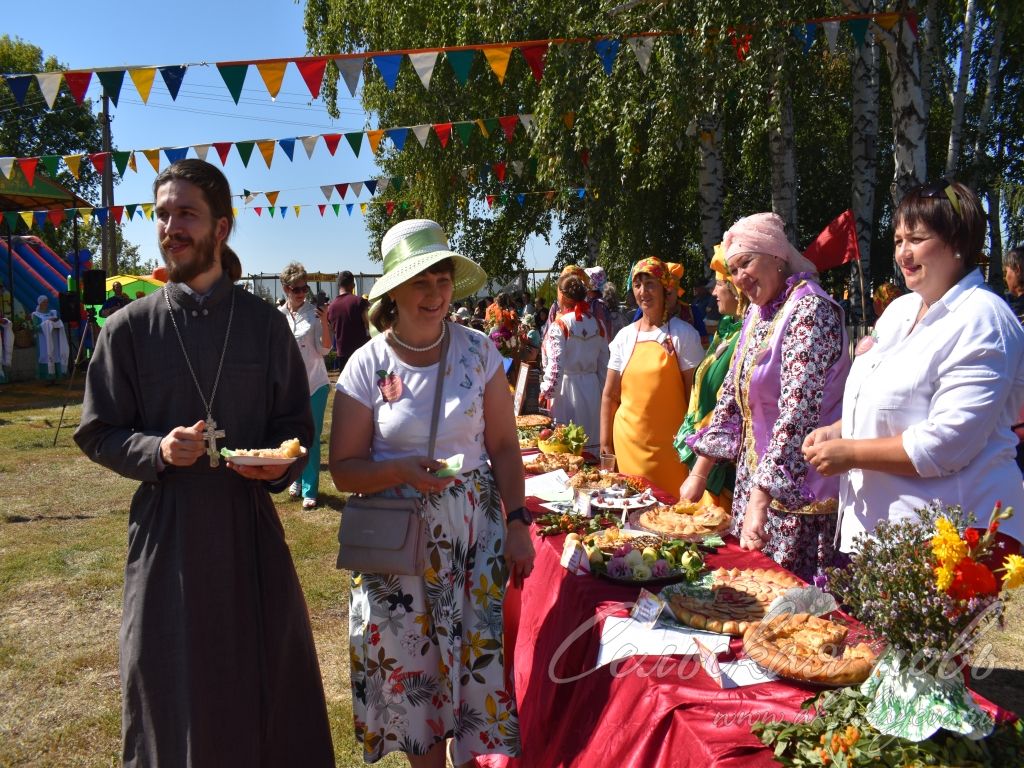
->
[664,567,803,636]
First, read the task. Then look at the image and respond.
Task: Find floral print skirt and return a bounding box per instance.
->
[348,468,521,764]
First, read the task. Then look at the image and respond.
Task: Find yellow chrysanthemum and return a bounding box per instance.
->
[1000,554,1024,590]
[935,563,955,592]
[931,518,968,566]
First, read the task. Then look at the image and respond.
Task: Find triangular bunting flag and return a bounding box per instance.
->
[129,68,156,103]
[803,23,817,54]
[544,190,556,202]
[519,113,535,133]
[823,21,840,54]
[95,208,108,226]
[434,122,453,148]
[257,140,276,168]
[626,36,656,73]
[143,149,162,172]
[335,183,349,199]
[365,179,378,195]
[446,49,476,85]
[493,162,507,182]
[318,204,326,216]
[479,164,490,184]
[345,132,363,157]
[906,11,919,39]
[386,127,408,151]
[80,208,93,225]
[63,155,82,179]
[390,176,404,193]
[408,52,438,89]
[128,153,137,173]
[268,206,276,217]
[213,142,233,165]
[511,160,524,177]
[164,147,188,164]
[498,115,518,142]
[265,191,279,206]
[875,13,900,31]
[278,137,295,161]
[193,144,211,161]
[332,203,340,216]
[338,57,364,97]
[159,66,187,100]
[377,177,390,195]
[3,75,33,106]
[236,141,255,167]
[516,193,526,206]
[141,203,153,220]
[48,209,65,227]
[563,111,575,129]
[320,185,334,200]
[20,211,34,228]
[729,30,753,61]
[580,149,589,169]
[482,46,513,84]
[110,205,124,224]
[411,124,432,147]
[218,64,248,104]
[594,39,620,75]
[520,44,547,83]
[243,189,256,203]
[254,207,263,217]
[577,188,586,198]
[848,19,869,49]
[323,133,342,155]
[2,211,17,230]
[486,194,496,209]
[96,69,125,106]
[359,203,368,215]
[373,54,403,90]
[385,200,395,216]
[33,211,47,229]
[292,206,300,218]
[366,129,384,154]
[300,135,319,158]
[35,73,62,109]
[126,204,137,220]
[351,181,364,196]
[256,61,287,99]
[454,122,474,144]
[40,155,61,177]
[89,152,109,176]
[112,151,132,176]
[63,72,92,104]
[295,57,328,99]
[346,204,354,216]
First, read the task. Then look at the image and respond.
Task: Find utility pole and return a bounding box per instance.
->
[100,93,115,274]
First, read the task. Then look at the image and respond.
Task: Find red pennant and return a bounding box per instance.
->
[323,133,342,156]
[254,207,263,217]
[498,115,518,142]
[318,204,326,216]
[906,11,919,38]
[295,57,328,99]
[213,142,233,165]
[110,205,124,223]
[90,152,109,175]
[434,122,452,148]
[335,183,349,199]
[802,210,860,272]
[580,149,590,169]
[16,157,39,186]
[63,71,93,104]
[729,29,752,62]
[520,44,548,83]
[385,200,396,216]
[493,162,507,182]
[486,194,496,208]
[47,209,65,227]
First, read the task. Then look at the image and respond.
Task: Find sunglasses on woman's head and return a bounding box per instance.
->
[919,180,962,218]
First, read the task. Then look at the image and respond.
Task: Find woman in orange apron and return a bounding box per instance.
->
[600,257,705,498]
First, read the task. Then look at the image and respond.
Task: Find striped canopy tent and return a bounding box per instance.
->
[103,273,165,299]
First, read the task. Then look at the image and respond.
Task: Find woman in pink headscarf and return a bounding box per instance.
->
[680,213,850,581]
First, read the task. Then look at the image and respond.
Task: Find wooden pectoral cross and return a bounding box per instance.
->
[204,417,226,467]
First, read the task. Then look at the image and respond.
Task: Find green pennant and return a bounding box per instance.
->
[528,157,539,176]
[345,131,363,157]
[483,118,499,137]
[112,151,132,176]
[390,176,404,193]
[400,201,409,210]
[3,212,18,231]
[454,122,474,144]
[96,69,126,106]
[218,64,249,104]
[125,203,138,220]
[446,49,476,85]
[499,192,508,205]
[332,203,340,216]
[268,206,276,217]
[236,141,255,167]
[40,155,61,177]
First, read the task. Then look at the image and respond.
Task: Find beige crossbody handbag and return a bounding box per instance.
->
[335,329,449,576]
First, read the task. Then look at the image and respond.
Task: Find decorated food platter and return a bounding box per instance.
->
[220,439,307,467]
[574,528,706,587]
[629,499,732,540]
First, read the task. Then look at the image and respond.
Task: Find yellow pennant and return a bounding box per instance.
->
[562,111,575,129]
[482,46,513,84]
[475,119,490,138]
[20,211,34,228]
[256,61,287,99]
[366,129,384,154]
[142,149,161,173]
[63,154,83,179]
[293,205,301,218]
[141,203,153,220]
[232,206,238,218]
[257,140,276,168]
[359,202,368,215]
[79,208,93,225]
[875,12,900,31]
[127,153,137,173]
[129,67,156,104]
[265,191,280,206]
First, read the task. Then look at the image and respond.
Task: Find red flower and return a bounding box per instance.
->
[964,528,980,547]
[948,557,998,601]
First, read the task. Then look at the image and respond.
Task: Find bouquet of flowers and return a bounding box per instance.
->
[488,325,521,359]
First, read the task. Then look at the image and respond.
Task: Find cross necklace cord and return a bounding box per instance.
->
[164,286,236,467]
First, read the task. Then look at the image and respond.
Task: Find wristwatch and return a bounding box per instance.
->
[506,506,532,527]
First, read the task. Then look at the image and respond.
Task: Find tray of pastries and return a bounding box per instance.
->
[523,452,585,475]
[631,499,731,540]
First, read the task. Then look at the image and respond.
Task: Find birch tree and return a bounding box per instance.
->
[945,0,978,177]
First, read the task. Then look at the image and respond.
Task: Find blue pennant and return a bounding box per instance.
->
[278,138,296,161]
[372,54,403,90]
[594,39,621,75]
[159,66,187,100]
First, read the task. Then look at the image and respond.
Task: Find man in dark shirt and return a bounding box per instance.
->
[1005,246,1024,324]
[99,281,132,318]
[326,270,369,371]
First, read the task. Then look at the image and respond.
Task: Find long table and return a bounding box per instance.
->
[477,495,1012,768]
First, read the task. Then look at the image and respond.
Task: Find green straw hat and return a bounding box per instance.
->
[368,219,487,302]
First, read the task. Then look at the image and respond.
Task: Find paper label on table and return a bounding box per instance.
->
[573,488,592,517]
[764,585,838,622]
[629,588,667,629]
[694,638,777,688]
[596,615,731,669]
[524,469,573,502]
[560,541,590,575]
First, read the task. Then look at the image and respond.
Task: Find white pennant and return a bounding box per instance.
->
[36,73,63,109]
[244,192,258,204]
[518,113,535,133]
[511,160,525,177]
[320,185,334,200]
[350,181,364,197]
[377,177,391,195]
[626,37,656,74]
[338,58,364,97]
[823,22,840,54]
[193,144,211,161]
[300,135,319,158]
[411,124,432,147]
[0,157,14,179]
[408,52,439,89]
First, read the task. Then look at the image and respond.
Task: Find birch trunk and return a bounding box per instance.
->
[769,60,798,243]
[970,13,1004,185]
[879,13,928,204]
[848,0,880,323]
[987,186,1003,287]
[946,0,978,177]
[920,0,941,118]
[696,113,724,262]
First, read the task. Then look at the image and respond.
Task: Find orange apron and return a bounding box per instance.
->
[614,336,688,497]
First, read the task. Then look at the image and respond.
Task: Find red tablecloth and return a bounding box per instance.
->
[477,498,1014,768]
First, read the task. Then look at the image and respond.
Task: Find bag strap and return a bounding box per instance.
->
[426,322,451,460]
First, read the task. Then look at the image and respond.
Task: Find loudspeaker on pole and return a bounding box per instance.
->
[82,269,107,305]
[58,291,81,323]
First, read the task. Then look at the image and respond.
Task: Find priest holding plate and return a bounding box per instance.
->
[74,159,333,767]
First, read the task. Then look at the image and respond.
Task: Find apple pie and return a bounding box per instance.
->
[523,452,585,475]
[231,438,303,458]
[638,501,730,539]
[742,613,877,686]
[569,471,645,495]
[666,567,803,636]
[516,414,552,428]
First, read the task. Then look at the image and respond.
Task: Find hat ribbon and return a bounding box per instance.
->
[383,228,450,274]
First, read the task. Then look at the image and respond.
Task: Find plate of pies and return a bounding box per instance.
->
[630,499,732,540]
[221,439,306,466]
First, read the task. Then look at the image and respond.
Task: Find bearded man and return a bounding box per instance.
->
[74,159,334,767]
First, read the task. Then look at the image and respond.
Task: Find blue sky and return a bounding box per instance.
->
[5,1,557,283]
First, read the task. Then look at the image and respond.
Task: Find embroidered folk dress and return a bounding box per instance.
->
[337,323,520,764]
[540,308,608,451]
[689,275,850,581]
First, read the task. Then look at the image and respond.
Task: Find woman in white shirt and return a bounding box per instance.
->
[279,262,332,509]
[803,181,1024,553]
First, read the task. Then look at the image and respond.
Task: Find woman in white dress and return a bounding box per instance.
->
[539,272,608,450]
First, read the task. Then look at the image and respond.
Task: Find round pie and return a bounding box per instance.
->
[523,452,585,475]
[637,501,731,539]
[667,567,803,636]
[742,613,877,686]
[569,471,645,495]
[516,414,552,428]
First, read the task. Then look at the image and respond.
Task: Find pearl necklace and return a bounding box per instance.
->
[389,321,447,352]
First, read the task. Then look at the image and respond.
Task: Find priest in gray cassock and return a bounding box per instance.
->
[75,159,334,767]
